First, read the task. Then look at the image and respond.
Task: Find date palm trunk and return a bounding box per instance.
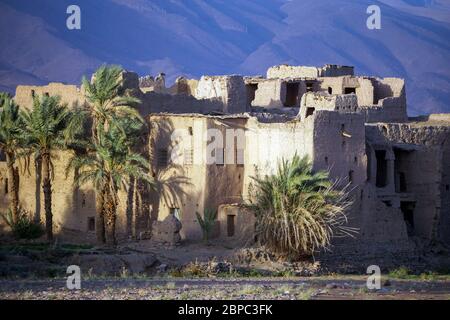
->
[95,186,106,244]
[5,152,19,223]
[104,191,117,247]
[41,152,53,241]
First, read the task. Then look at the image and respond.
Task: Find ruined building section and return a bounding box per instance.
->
[365,117,450,245]
[1,63,449,251]
[298,92,359,120]
[194,75,248,114]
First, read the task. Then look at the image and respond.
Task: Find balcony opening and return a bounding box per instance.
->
[246,83,258,106]
[344,87,356,94]
[284,83,300,107]
[375,150,387,188]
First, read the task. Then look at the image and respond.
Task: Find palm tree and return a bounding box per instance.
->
[21,95,85,241]
[248,155,355,259]
[82,64,143,243]
[82,64,143,141]
[0,93,25,222]
[67,125,153,246]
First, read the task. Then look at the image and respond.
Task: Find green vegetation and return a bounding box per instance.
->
[388,266,450,281]
[196,208,217,242]
[0,93,26,222]
[1,208,44,240]
[248,154,355,258]
[21,95,85,241]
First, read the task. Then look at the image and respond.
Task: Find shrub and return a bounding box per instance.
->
[1,209,44,240]
[248,155,355,258]
[196,208,217,242]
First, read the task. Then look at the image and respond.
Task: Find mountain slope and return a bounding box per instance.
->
[0,0,449,115]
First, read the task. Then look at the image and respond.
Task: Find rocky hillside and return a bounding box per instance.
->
[0,0,449,115]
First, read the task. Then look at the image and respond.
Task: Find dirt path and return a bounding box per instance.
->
[1,277,449,300]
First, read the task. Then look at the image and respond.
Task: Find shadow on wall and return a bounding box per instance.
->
[148,118,193,226]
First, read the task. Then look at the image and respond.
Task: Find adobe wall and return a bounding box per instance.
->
[299,92,359,120]
[139,91,224,115]
[195,75,248,114]
[147,114,248,240]
[14,83,87,110]
[267,65,320,79]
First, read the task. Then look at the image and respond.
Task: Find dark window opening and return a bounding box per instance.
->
[31,90,35,98]
[401,202,415,237]
[349,170,354,184]
[344,87,356,94]
[4,178,8,194]
[328,87,333,94]
[188,126,193,136]
[375,150,387,188]
[306,82,314,92]
[227,215,235,237]
[0,150,6,162]
[88,217,95,232]
[395,172,407,193]
[81,193,86,208]
[305,107,315,118]
[157,149,168,167]
[284,83,300,107]
[246,83,258,106]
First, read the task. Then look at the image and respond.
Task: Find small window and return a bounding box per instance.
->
[157,149,168,167]
[328,87,333,94]
[31,90,35,98]
[188,127,193,136]
[325,156,329,165]
[306,82,314,92]
[4,178,8,194]
[88,217,95,231]
[81,192,86,208]
[0,150,6,162]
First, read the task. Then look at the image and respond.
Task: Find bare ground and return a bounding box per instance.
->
[1,276,449,300]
